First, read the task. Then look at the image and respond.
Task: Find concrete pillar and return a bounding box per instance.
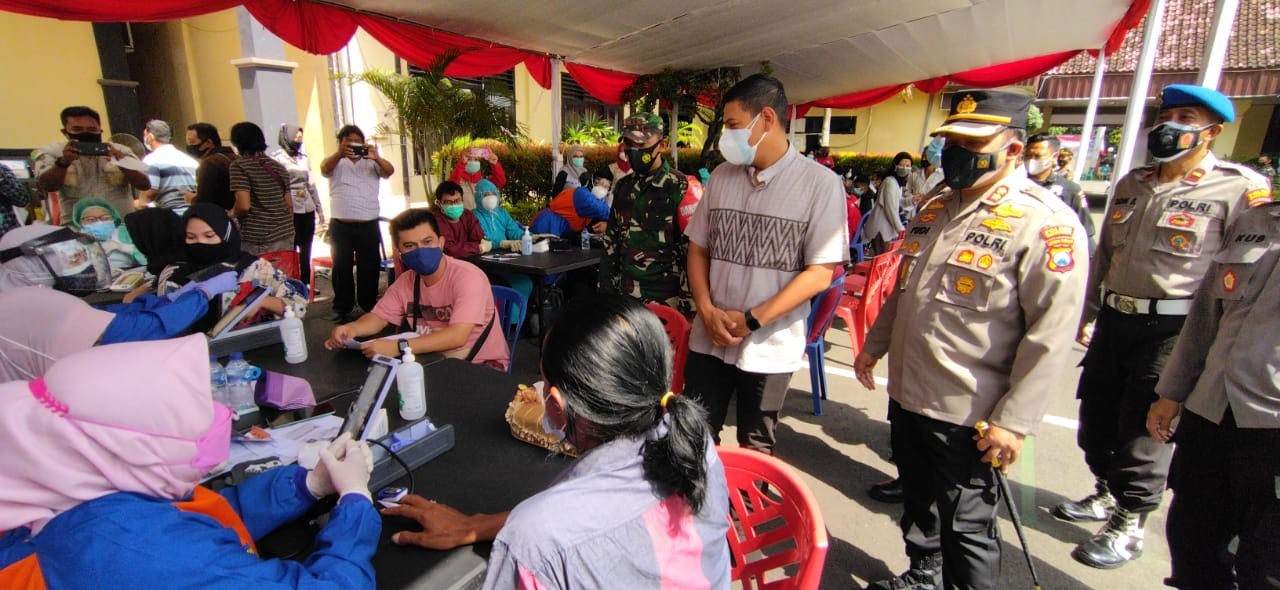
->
[232,7,299,134]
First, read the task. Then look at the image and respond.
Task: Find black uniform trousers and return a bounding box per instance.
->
[329,219,382,315]
[293,212,316,283]
[685,351,791,454]
[1076,306,1185,513]
[1165,410,1280,590]
[890,401,1001,590]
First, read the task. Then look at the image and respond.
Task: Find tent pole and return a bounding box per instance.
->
[821,108,832,147]
[1114,0,1166,181]
[1073,50,1108,182]
[1197,0,1239,90]
[550,58,562,155]
[790,105,800,147]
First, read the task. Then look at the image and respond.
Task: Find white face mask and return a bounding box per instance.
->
[481,194,499,211]
[591,186,609,199]
[718,113,764,166]
[1026,157,1053,176]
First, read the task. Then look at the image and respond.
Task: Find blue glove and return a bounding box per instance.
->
[165,280,200,302]
[195,271,240,300]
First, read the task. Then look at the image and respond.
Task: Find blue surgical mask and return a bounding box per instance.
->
[401,246,443,276]
[717,113,763,166]
[82,220,115,242]
[464,160,481,175]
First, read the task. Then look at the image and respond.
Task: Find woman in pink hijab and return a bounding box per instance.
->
[0,335,380,589]
[0,279,239,382]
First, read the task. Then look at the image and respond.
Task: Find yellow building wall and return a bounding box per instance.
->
[1223,99,1271,161]
[515,63,554,146]
[0,15,107,149]
[181,11,245,131]
[822,90,950,156]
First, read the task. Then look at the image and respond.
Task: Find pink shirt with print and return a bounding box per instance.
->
[372,256,509,371]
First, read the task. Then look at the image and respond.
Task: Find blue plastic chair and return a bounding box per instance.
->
[491,285,527,374]
[850,214,869,264]
[804,275,846,415]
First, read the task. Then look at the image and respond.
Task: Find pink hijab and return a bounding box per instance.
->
[0,334,223,534]
[0,286,114,382]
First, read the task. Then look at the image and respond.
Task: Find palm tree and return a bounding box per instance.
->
[347,53,524,203]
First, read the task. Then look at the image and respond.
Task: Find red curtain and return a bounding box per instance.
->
[0,0,239,21]
[244,0,356,55]
[523,56,552,89]
[806,84,912,110]
[355,14,537,80]
[563,63,639,105]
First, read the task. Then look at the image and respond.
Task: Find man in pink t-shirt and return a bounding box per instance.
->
[324,209,509,371]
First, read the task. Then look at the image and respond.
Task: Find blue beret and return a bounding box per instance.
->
[1160,84,1235,123]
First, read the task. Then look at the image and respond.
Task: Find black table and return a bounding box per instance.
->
[470,249,602,346]
[245,311,443,401]
[371,359,569,589]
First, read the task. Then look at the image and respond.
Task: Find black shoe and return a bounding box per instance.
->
[1052,477,1116,522]
[868,478,904,504]
[332,311,354,323]
[866,554,942,590]
[1071,507,1146,569]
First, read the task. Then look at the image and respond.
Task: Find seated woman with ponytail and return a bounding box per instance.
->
[383,294,731,590]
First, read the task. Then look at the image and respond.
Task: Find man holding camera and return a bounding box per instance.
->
[35,106,150,223]
[321,124,394,322]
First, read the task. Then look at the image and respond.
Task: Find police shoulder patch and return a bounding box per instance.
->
[1246,187,1272,208]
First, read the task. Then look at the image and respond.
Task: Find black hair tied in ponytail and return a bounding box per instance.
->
[542,294,712,512]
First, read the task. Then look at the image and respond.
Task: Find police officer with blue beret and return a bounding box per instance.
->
[1060,83,1272,569]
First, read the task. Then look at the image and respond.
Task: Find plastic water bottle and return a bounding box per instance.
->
[581,227,590,250]
[209,356,228,407]
[280,305,307,364]
[224,353,258,417]
[396,349,426,421]
[520,226,533,255]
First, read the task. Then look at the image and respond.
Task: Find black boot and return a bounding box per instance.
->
[868,478,904,504]
[866,553,942,590]
[1071,507,1146,569]
[1052,477,1115,522]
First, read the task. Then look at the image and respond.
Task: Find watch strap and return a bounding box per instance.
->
[745,309,762,332]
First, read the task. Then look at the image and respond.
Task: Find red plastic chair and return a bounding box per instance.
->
[646,303,690,393]
[834,251,901,357]
[260,250,300,280]
[719,446,829,590]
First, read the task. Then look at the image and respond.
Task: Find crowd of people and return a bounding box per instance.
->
[0,73,1275,590]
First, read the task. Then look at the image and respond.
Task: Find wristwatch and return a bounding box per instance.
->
[744,309,762,332]
[397,339,411,355]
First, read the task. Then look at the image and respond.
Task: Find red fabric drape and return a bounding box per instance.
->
[523,56,552,89]
[806,84,912,110]
[0,0,239,21]
[354,14,537,79]
[563,63,638,105]
[244,0,356,55]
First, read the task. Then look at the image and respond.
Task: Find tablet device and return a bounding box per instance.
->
[207,286,269,338]
[339,354,401,441]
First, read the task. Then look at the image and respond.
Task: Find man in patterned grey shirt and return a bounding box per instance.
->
[684,74,849,455]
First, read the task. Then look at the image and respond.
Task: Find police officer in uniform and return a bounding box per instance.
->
[1147,201,1280,589]
[1059,84,1271,569]
[855,90,1088,590]
[599,113,703,315]
[1025,133,1097,255]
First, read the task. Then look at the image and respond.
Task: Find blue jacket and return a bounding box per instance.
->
[0,466,380,589]
[529,187,610,239]
[97,292,210,344]
[474,206,525,244]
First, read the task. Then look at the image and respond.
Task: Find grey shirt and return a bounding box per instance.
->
[686,146,849,374]
[864,170,1089,435]
[1082,152,1270,325]
[1156,202,1280,428]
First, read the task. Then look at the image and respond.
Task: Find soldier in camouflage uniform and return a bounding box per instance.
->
[599,113,703,316]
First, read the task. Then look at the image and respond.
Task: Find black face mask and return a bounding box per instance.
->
[186,242,230,267]
[1146,122,1210,162]
[282,140,302,157]
[67,131,102,143]
[626,144,661,175]
[186,144,207,158]
[941,143,1006,190]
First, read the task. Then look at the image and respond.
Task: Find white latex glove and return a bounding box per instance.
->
[317,436,374,500]
[195,271,240,300]
[479,239,493,253]
[305,433,354,498]
[499,240,522,251]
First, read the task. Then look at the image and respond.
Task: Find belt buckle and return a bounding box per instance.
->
[1115,295,1138,314]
